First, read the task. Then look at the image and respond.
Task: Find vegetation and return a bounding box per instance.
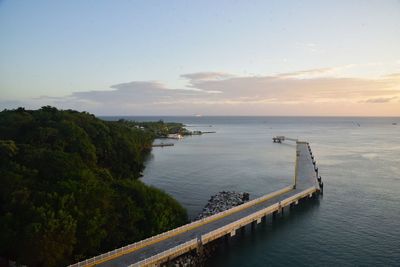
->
[117,119,192,138]
[0,106,188,266]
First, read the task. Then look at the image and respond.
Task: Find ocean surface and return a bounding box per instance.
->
[105,116,400,266]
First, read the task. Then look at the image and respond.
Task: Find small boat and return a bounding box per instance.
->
[392,123,397,125]
[167,133,183,139]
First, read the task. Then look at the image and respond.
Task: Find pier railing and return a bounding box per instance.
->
[69,140,323,267]
[129,239,198,267]
[201,186,317,244]
[69,185,294,267]
[130,187,318,267]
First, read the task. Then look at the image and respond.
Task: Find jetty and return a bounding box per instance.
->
[70,137,323,267]
[152,143,174,148]
[272,136,298,143]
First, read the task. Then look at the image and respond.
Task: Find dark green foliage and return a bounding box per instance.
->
[117,119,191,138]
[0,107,187,266]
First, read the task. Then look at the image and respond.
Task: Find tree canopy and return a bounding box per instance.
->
[0,107,187,266]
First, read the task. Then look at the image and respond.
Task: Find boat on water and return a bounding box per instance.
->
[167,133,183,139]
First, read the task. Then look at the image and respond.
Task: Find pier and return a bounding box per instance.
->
[70,137,323,267]
[152,143,174,147]
[272,136,298,143]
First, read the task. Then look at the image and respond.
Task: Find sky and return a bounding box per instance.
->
[1,0,400,116]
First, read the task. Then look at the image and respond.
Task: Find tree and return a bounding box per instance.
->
[0,107,188,266]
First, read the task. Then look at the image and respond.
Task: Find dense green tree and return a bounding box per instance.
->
[0,107,187,266]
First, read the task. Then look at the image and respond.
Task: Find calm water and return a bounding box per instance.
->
[106,116,400,266]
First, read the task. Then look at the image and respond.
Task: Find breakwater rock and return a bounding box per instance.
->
[194,191,250,220]
[165,191,250,267]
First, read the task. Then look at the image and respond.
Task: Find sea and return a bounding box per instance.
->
[104,116,400,266]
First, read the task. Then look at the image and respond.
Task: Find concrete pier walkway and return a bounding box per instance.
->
[70,139,322,267]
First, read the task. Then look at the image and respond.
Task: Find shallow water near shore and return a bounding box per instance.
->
[107,116,400,266]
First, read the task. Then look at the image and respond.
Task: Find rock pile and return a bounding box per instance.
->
[194,191,250,220]
[168,253,198,267]
[166,191,250,267]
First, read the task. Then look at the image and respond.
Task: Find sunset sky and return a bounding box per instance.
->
[1,0,400,116]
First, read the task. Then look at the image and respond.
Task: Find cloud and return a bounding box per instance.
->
[69,81,209,105]
[363,97,397,103]
[2,67,400,115]
[183,71,400,103]
[384,73,400,79]
[110,81,165,90]
[276,67,336,78]
[180,72,233,81]
[275,65,359,79]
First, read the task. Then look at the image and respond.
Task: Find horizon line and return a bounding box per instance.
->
[98,114,400,118]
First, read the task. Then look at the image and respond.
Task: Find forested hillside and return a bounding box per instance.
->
[0,106,187,266]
